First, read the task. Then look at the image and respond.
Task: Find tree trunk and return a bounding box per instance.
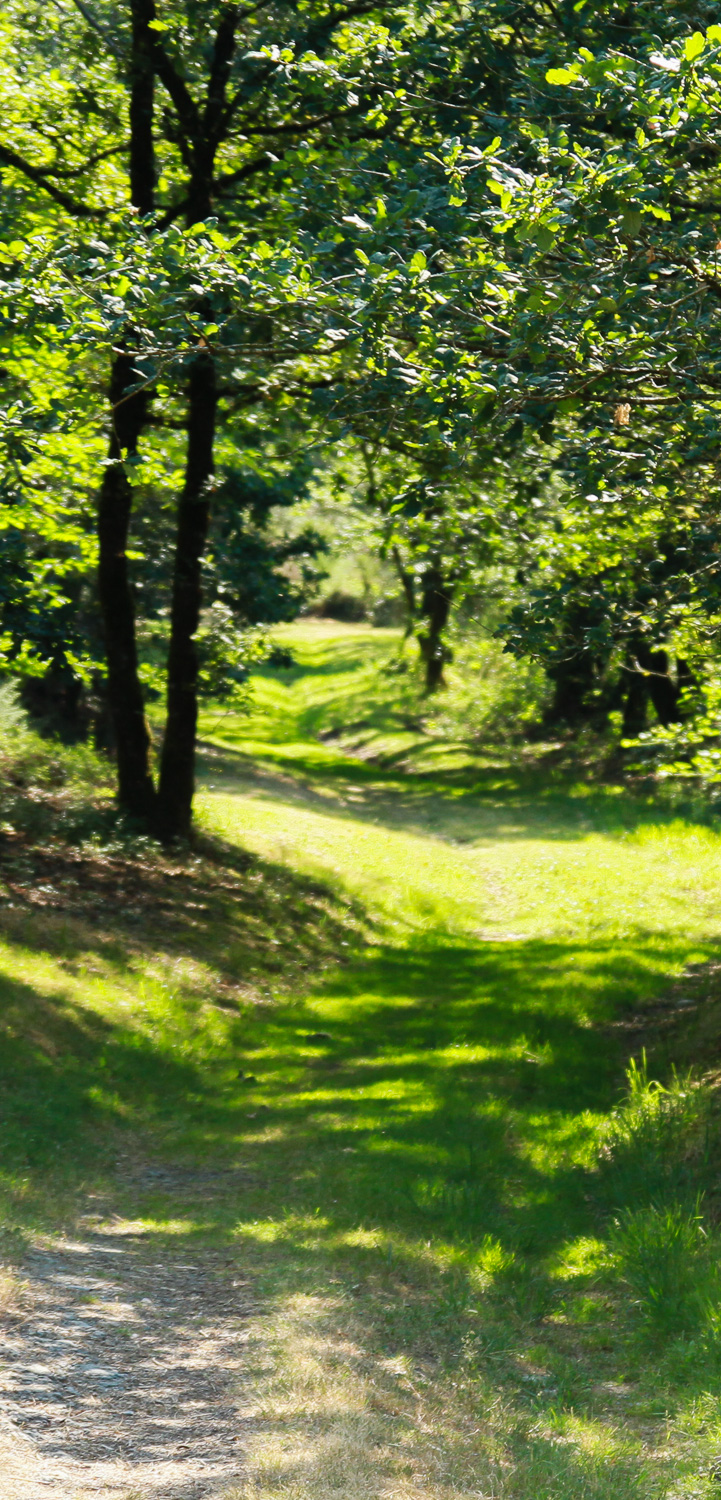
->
[156,350,217,840]
[417,563,453,693]
[129,0,157,215]
[635,643,687,726]
[98,459,156,816]
[96,0,157,820]
[621,658,649,738]
[151,0,239,837]
[98,354,157,820]
[391,545,416,639]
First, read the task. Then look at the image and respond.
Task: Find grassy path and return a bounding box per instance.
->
[2,622,721,1497]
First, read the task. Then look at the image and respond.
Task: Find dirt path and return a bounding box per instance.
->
[0,1209,252,1499]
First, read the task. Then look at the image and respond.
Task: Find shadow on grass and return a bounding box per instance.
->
[2,890,721,1492]
[0,833,370,1000]
[198,734,719,848]
[0,914,709,1258]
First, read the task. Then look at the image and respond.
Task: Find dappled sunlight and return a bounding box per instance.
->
[200,782,721,948]
[4,622,721,1496]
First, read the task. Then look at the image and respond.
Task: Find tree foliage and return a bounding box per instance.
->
[3,0,721,817]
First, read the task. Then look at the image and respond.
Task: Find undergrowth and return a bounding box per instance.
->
[599,1056,721,1345]
[0,679,114,843]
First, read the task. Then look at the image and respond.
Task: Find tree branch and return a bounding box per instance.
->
[63,0,125,58]
[204,3,240,144]
[0,143,102,216]
[213,149,284,190]
[24,142,127,180]
[151,37,202,140]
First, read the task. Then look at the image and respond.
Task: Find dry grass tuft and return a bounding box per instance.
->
[0,1269,23,1317]
[226,1291,502,1500]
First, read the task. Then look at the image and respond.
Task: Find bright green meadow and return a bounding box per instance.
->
[3,621,721,1498]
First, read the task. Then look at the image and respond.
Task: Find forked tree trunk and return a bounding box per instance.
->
[148,8,238,839]
[635,643,684,726]
[156,350,217,840]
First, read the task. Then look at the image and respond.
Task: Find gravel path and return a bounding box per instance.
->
[0,1215,252,1499]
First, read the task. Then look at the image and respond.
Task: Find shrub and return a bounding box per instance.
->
[0,677,113,842]
[314,590,367,622]
[424,626,550,743]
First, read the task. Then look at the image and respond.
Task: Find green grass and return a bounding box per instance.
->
[4,621,721,1497]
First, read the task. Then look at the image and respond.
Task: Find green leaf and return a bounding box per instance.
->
[545,68,575,85]
[354,248,370,266]
[533,225,556,254]
[621,209,644,235]
[684,31,705,61]
[409,251,427,272]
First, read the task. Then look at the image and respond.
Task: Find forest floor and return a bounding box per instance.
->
[3,621,721,1499]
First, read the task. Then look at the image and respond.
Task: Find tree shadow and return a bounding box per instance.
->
[197,735,716,847]
[0,832,371,1002]
[2,909,719,1492]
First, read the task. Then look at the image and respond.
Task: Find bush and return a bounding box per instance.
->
[423,627,551,743]
[0,678,113,842]
[371,595,407,627]
[265,643,296,669]
[313,590,367,622]
[599,1056,721,1339]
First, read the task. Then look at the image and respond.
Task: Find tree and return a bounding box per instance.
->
[5,0,720,804]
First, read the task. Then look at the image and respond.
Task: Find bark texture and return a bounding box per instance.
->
[157,351,217,839]
[98,354,156,819]
[96,0,157,820]
[129,0,157,215]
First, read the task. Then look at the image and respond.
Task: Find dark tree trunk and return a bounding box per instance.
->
[634,643,691,726]
[622,641,693,733]
[543,599,603,728]
[417,563,453,693]
[98,451,156,818]
[546,649,597,726]
[150,4,239,837]
[676,657,696,706]
[622,658,649,738]
[156,350,217,840]
[391,545,416,639]
[129,0,157,215]
[96,0,157,819]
